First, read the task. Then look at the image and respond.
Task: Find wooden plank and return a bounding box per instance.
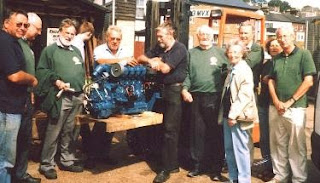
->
[76,111,163,132]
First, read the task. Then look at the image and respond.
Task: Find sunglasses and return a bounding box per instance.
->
[16,22,30,29]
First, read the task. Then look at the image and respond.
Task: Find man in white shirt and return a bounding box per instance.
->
[81,25,136,168]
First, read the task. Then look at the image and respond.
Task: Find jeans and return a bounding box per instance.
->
[258,105,270,159]
[0,111,22,183]
[223,118,251,183]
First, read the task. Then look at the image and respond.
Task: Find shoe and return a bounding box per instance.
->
[100,156,118,165]
[187,168,202,177]
[15,174,41,183]
[211,173,228,182]
[153,170,170,183]
[39,169,57,180]
[168,167,180,173]
[59,164,83,172]
[84,160,96,169]
[223,180,238,183]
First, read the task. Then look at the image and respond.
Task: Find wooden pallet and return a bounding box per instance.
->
[76,111,163,132]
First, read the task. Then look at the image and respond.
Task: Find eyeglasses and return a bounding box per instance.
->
[110,37,121,41]
[16,22,30,29]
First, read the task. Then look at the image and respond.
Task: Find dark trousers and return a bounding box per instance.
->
[80,123,114,158]
[161,85,182,171]
[14,94,33,179]
[190,92,224,173]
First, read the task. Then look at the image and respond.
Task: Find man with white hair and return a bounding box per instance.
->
[267,26,316,183]
[12,12,42,183]
[181,25,228,181]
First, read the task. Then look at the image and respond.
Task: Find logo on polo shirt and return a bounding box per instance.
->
[210,56,218,66]
[73,56,81,65]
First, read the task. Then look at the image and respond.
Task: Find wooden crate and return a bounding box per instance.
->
[76,111,163,132]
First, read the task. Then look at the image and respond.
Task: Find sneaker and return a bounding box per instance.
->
[59,164,83,172]
[153,170,170,183]
[39,169,57,180]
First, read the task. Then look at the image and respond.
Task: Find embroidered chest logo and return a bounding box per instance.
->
[72,56,81,65]
[210,56,218,66]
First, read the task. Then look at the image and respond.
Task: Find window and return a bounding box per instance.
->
[136,0,146,19]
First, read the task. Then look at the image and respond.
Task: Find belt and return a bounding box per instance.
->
[164,83,182,87]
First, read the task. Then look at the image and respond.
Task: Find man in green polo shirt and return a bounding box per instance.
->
[268,26,316,183]
[36,18,85,180]
[182,25,228,181]
[13,12,42,183]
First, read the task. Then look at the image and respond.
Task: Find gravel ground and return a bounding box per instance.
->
[26,104,320,183]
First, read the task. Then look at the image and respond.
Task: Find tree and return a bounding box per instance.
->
[268,0,292,12]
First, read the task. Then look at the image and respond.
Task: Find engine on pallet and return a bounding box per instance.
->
[84,63,160,119]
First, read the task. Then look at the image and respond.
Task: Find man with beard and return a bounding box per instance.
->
[137,22,188,183]
[13,12,42,183]
[36,18,85,180]
[181,25,228,181]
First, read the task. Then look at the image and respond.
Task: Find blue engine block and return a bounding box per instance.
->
[85,63,160,119]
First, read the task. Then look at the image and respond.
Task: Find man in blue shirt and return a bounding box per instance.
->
[0,10,38,183]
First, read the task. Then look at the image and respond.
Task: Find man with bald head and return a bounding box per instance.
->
[268,26,316,183]
[0,10,38,183]
[12,12,42,183]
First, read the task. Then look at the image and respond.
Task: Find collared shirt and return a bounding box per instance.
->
[270,46,316,108]
[246,41,253,51]
[146,41,188,85]
[93,43,131,65]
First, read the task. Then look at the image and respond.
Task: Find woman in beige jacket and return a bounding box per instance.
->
[219,39,259,183]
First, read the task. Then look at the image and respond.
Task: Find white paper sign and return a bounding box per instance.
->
[47,28,59,46]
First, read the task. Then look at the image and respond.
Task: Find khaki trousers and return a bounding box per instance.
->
[269,106,307,183]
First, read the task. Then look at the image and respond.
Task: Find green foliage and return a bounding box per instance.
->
[268,0,292,12]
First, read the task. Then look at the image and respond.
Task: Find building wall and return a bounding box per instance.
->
[265,21,306,48]
[189,4,258,48]
[117,20,135,56]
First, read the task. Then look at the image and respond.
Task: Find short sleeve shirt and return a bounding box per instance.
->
[0,30,28,114]
[269,47,316,107]
[146,41,188,84]
[93,44,131,67]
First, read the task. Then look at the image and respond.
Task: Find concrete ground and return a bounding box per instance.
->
[26,104,320,183]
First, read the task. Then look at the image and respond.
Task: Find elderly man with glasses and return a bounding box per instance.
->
[0,10,38,183]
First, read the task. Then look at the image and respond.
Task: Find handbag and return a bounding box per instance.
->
[236,101,258,123]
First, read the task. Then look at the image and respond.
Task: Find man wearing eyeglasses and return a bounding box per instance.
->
[0,10,38,183]
[80,25,136,169]
[11,12,42,183]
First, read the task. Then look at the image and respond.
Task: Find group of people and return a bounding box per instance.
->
[0,9,317,183]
